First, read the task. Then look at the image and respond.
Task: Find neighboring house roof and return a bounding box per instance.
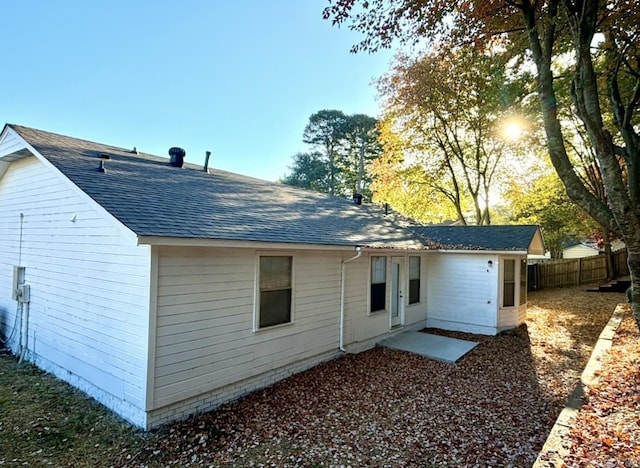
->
[411,225,546,255]
[1,124,546,254]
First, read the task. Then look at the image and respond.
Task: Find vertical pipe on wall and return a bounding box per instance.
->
[339,247,362,352]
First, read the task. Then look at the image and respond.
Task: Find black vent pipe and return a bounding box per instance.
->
[168,147,186,167]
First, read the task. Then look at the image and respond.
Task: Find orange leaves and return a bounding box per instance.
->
[565,306,640,466]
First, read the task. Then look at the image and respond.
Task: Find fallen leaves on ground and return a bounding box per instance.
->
[563,305,640,467]
[118,285,623,467]
[0,285,628,467]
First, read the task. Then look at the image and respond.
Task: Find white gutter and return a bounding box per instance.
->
[339,247,362,352]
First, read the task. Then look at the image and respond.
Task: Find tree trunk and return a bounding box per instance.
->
[627,248,640,326]
[601,228,614,280]
[520,1,640,330]
[357,141,365,194]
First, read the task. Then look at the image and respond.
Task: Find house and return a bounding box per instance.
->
[562,239,626,259]
[0,124,545,429]
[562,242,600,259]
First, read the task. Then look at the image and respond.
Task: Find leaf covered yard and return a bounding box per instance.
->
[0,285,632,466]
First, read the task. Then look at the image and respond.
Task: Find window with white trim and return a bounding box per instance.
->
[519,259,527,305]
[503,259,516,307]
[408,256,421,304]
[370,256,386,312]
[258,256,292,328]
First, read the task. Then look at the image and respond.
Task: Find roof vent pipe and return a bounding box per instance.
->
[168,147,186,168]
[353,193,363,205]
[203,151,211,172]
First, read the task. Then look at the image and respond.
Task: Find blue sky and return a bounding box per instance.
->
[1,1,395,181]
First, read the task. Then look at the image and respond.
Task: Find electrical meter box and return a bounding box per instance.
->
[12,266,25,300]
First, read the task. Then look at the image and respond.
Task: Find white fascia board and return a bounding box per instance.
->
[355,246,427,253]
[137,236,359,251]
[430,249,529,255]
[3,127,139,243]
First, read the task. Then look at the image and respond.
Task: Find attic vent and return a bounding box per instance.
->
[353,193,363,205]
[99,153,110,159]
[168,147,186,168]
[203,151,211,172]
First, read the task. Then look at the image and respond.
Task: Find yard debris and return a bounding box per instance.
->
[563,306,640,467]
[0,285,630,466]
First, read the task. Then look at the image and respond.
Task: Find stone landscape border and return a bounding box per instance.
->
[533,303,627,467]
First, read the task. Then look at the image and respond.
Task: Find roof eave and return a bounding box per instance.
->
[138,236,360,251]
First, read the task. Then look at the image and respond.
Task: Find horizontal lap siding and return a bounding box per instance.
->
[0,156,150,426]
[426,253,498,334]
[0,131,24,156]
[498,304,527,328]
[343,254,429,347]
[153,248,342,409]
[342,256,371,345]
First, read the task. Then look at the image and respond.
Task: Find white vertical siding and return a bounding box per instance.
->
[153,247,343,409]
[0,156,150,427]
[426,253,500,335]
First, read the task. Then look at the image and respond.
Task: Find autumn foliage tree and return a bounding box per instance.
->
[324,0,640,326]
[374,46,531,225]
[507,172,597,258]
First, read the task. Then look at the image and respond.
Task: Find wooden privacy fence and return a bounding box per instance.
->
[529,249,629,290]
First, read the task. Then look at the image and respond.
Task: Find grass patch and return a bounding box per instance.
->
[0,352,145,467]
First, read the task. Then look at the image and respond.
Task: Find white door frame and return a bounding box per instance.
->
[390,257,404,328]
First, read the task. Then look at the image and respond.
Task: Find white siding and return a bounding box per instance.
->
[0,156,151,427]
[497,255,528,330]
[498,304,526,329]
[426,253,500,335]
[153,247,343,409]
[0,130,24,157]
[563,244,599,259]
[342,253,429,352]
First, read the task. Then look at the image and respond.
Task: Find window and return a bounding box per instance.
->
[258,256,292,328]
[503,259,515,307]
[409,256,421,304]
[519,259,527,305]
[370,256,386,312]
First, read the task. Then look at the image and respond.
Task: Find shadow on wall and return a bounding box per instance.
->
[0,306,15,348]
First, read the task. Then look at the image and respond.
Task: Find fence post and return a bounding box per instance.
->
[577,257,582,285]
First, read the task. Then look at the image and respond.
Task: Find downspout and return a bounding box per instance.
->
[340,247,362,352]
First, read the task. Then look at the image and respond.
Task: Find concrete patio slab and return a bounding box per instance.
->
[378,331,479,363]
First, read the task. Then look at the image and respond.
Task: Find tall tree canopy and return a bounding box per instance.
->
[280,152,331,193]
[282,110,382,198]
[302,110,349,195]
[375,45,531,225]
[507,172,597,259]
[324,0,640,325]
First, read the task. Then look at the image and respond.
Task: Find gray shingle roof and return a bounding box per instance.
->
[411,225,542,252]
[6,124,544,253]
[9,124,424,249]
